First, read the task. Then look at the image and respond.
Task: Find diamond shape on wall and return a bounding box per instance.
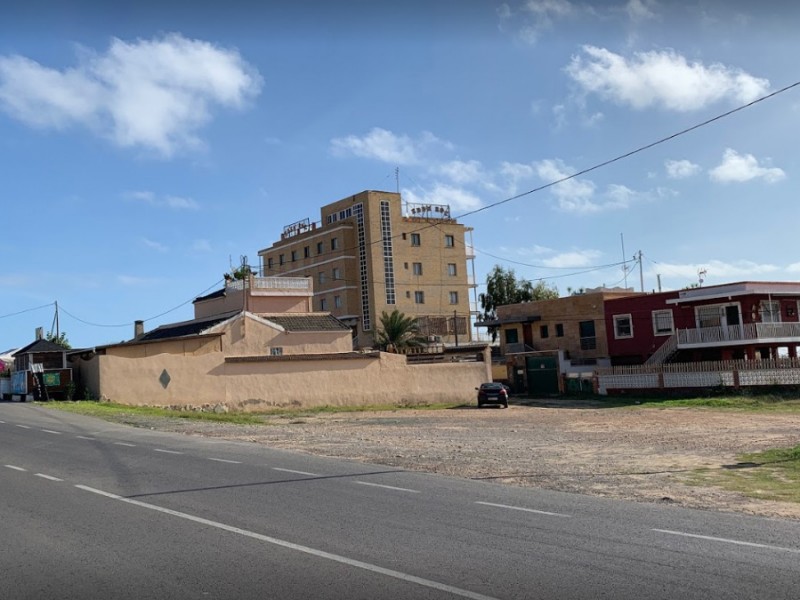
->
[159,369,171,389]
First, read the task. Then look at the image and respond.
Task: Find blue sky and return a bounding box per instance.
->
[1,0,799,350]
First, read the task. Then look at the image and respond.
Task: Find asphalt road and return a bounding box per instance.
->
[2,402,799,600]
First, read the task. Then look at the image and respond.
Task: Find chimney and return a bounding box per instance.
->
[134,320,145,339]
[35,327,44,340]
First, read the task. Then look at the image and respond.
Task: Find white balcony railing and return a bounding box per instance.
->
[227,277,311,292]
[677,322,800,347]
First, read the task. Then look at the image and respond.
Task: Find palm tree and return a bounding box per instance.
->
[375,310,424,351]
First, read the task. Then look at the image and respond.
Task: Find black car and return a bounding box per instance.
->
[475,382,509,408]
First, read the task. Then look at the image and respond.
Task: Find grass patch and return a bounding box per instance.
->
[685,445,800,504]
[609,394,800,411]
[40,400,466,424]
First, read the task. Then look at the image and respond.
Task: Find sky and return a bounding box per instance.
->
[1,0,799,350]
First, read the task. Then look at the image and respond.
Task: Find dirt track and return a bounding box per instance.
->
[118,401,800,520]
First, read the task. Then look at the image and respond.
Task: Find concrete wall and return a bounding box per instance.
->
[77,349,490,410]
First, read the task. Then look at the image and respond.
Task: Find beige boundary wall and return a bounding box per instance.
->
[78,349,491,410]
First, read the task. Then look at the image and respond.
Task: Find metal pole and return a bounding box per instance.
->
[453,310,459,347]
[638,250,644,292]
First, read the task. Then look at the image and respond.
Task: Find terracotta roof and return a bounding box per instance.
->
[259,313,351,332]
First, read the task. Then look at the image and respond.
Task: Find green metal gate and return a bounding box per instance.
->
[525,356,559,395]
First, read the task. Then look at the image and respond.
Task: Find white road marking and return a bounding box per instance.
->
[475,501,570,518]
[273,467,318,476]
[41,429,62,435]
[76,436,96,440]
[208,458,242,464]
[4,465,27,471]
[653,529,800,554]
[75,485,499,600]
[114,442,136,447]
[35,473,63,482]
[16,424,30,429]
[154,449,183,455]
[355,481,420,494]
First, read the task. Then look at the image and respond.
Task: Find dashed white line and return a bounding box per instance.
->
[35,473,63,482]
[4,465,27,472]
[75,484,499,600]
[41,429,62,435]
[153,449,183,455]
[355,481,420,494]
[475,501,570,518]
[208,458,242,464]
[76,435,96,441]
[114,442,136,447]
[273,467,318,476]
[653,529,800,554]
[16,424,31,429]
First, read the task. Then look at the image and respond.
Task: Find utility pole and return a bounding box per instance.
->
[620,233,628,289]
[638,250,644,293]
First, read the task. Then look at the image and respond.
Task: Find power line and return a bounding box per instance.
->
[0,302,54,321]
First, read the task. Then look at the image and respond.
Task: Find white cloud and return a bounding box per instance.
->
[709,148,786,184]
[533,159,598,213]
[566,46,770,111]
[164,195,200,210]
[142,238,168,252]
[541,249,603,268]
[654,259,780,282]
[0,33,262,157]
[498,0,577,44]
[665,159,701,179]
[125,190,200,210]
[191,239,212,253]
[436,160,485,185]
[626,0,659,21]
[402,184,482,213]
[330,128,450,166]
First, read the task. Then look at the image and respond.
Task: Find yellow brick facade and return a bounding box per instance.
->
[258,190,474,348]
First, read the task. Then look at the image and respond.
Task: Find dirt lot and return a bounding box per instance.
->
[121,400,800,520]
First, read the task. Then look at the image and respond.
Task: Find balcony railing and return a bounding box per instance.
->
[677,322,800,347]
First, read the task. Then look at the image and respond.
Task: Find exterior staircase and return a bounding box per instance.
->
[644,334,678,365]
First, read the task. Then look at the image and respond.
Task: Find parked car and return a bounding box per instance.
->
[475,382,509,408]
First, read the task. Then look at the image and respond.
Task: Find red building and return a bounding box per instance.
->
[604,281,800,365]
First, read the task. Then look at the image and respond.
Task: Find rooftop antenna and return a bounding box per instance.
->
[698,268,707,287]
[620,233,628,289]
[395,166,400,194]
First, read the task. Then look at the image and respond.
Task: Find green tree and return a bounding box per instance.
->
[479,265,559,341]
[45,331,72,349]
[375,310,425,351]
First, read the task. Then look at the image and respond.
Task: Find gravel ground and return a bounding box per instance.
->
[113,400,800,520]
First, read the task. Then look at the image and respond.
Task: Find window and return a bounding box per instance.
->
[761,300,781,323]
[447,263,457,276]
[318,271,326,284]
[412,262,423,276]
[279,254,285,266]
[540,325,549,339]
[614,314,633,339]
[331,237,339,251]
[334,295,342,308]
[267,257,274,269]
[270,347,283,356]
[291,250,298,262]
[697,306,721,328]
[414,291,425,304]
[303,246,310,258]
[402,233,407,240]
[320,298,328,311]
[579,320,596,350]
[411,233,421,246]
[449,291,458,305]
[444,234,454,247]
[652,310,674,335]
[316,241,323,255]
[555,323,564,337]
[505,328,519,344]
[332,267,341,281]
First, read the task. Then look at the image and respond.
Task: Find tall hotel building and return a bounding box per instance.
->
[258,190,477,349]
